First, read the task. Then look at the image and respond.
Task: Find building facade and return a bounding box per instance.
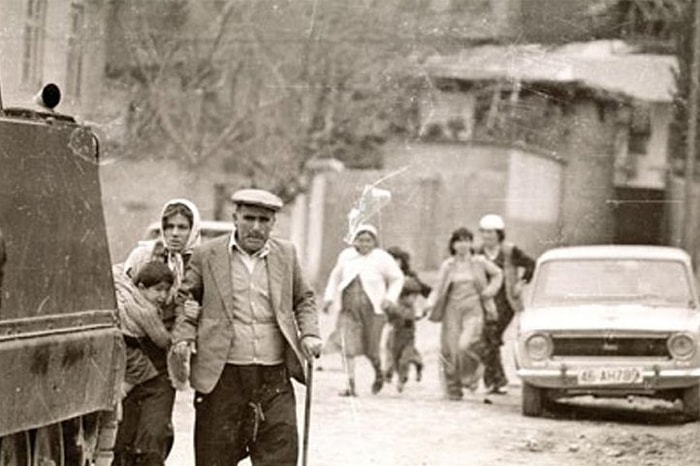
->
[0,0,108,117]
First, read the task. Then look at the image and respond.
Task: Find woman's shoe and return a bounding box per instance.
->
[396,376,408,393]
[447,392,463,401]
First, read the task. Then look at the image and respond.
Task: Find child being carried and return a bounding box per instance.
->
[114,261,175,395]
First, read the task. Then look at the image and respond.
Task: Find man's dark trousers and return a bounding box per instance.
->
[194,364,298,466]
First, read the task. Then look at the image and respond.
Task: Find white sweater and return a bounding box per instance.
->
[323,247,404,315]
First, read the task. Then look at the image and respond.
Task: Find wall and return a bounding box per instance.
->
[297,142,570,288]
[615,102,672,190]
[297,96,623,288]
[559,101,617,246]
[630,102,672,190]
[519,0,596,43]
[0,0,108,118]
[99,156,292,264]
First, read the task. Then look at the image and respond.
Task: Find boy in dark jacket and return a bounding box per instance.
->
[386,277,424,392]
[385,247,431,383]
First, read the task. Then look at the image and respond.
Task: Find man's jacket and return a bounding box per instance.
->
[171,235,319,393]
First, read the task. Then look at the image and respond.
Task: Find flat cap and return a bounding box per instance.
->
[231,189,283,211]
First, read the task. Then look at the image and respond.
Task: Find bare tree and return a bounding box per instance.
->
[107,0,432,199]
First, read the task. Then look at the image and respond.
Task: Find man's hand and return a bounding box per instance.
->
[300,335,323,360]
[168,340,194,390]
[172,340,195,357]
[183,299,200,321]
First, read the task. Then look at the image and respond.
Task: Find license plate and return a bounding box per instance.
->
[577,367,643,386]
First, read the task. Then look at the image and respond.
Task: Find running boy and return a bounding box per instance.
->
[386,277,424,392]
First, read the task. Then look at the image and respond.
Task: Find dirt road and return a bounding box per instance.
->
[166,314,700,466]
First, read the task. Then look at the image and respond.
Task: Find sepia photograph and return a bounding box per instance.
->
[1,0,700,465]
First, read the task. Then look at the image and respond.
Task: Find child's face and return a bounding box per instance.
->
[139,281,171,306]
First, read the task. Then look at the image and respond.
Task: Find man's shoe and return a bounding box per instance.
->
[488,385,508,395]
[371,362,384,394]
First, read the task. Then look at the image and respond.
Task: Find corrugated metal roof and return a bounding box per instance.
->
[421,41,678,103]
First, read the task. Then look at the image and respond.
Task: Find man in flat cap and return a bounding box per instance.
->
[171,188,322,466]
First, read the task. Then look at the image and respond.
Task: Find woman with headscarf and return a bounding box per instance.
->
[124,199,202,296]
[323,225,404,397]
[426,227,503,401]
[113,198,202,466]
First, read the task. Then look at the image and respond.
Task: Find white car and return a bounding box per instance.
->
[516,245,700,419]
[144,220,233,243]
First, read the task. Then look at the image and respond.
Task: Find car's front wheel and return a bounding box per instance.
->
[522,382,546,417]
[682,383,700,421]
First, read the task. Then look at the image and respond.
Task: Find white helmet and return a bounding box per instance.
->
[479,214,505,231]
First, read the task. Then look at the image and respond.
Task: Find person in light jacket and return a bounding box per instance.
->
[323,224,404,396]
[425,227,502,401]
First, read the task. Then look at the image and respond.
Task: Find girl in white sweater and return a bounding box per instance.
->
[323,224,404,396]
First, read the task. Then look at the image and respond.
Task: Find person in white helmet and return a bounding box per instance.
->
[477,214,535,395]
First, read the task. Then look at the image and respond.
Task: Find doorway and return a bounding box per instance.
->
[613,188,665,245]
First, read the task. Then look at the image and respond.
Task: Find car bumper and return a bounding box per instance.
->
[517,367,700,392]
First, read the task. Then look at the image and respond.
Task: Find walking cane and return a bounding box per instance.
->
[302,358,314,466]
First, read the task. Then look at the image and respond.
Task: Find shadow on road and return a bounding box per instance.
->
[544,399,689,426]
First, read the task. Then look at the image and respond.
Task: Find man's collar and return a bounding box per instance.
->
[228,229,270,258]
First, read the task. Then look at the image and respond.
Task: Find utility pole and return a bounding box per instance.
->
[683,0,700,251]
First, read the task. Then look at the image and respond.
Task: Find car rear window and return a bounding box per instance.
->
[532,259,694,308]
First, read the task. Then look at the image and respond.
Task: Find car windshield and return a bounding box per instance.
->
[531,259,694,308]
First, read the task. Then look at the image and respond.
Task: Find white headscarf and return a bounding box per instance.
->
[157,198,202,288]
[352,224,378,244]
[158,198,202,255]
[124,198,202,291]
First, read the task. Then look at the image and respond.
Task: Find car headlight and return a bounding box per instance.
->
[668,333,696,360]
[525,334,552,360]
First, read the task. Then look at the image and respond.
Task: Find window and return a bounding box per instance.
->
[628,104,651,155]
[66,2,86,100]
[532,259,692,307]
[22,0,47,89]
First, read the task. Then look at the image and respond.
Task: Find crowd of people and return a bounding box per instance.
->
[109,189,535,466]
[321,216,535,401]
